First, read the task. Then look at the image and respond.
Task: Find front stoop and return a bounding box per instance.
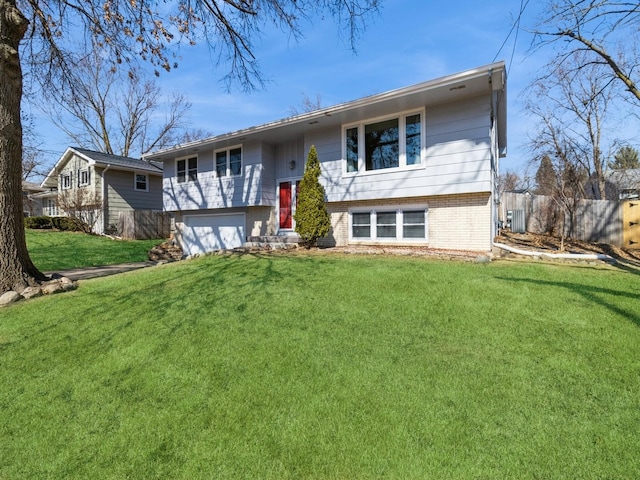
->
[245,235,301,249]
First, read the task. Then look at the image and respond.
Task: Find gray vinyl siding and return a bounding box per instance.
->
[321,95,493,203]
[163,140,266,212]
[104,169,163,228]
[161,94,495,213]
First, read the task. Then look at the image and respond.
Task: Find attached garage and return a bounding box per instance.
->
[181,213,246,256]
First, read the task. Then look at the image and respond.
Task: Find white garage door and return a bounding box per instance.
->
[182,214,245,256]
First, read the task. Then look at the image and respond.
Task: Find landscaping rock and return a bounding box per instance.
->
[20,286,43,300]
[0,291,24,307]
[41,277,77,295]
[148,241,183,262]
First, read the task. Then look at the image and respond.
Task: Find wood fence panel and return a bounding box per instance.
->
[502,193,623,246]
[118,210,171,240]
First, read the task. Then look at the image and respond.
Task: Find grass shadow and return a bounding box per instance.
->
[498,276,640,327]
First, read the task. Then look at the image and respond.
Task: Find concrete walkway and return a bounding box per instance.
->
[46,261,159,281]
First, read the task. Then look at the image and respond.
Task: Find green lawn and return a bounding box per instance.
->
[25,229,163,271]
[1,253,639,479]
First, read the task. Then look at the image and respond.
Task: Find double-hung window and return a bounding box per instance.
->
[78,169,90,187]
[61,172,72,190]
[216,147,242,177]
[135,173,149,191]
[177,156,197,183]
[344,110,424,173]
[350,206,428,242]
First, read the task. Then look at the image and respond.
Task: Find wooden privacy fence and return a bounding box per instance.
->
[501,192,625,247]
[118,209,171,240]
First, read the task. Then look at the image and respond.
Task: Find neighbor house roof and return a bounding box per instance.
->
[607,168,640,191]
[41,147,163,188]
[144,61,507,162]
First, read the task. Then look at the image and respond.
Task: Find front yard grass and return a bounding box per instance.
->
[25,229,163,271]
[1,253,639,478]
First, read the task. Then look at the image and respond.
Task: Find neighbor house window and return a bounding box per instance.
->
[46,199,58,216]
[135,173,149,191]
[350,206,428,242]
[177,156,197,183]
[61,172,72,189]
[78,169,90,186]
[215,146,243,177]
[344,110,424,173]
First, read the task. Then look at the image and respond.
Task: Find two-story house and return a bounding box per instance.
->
[40,147,164,234]
[144,62,507,256]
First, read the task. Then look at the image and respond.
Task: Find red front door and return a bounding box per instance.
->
[279,181,292,229]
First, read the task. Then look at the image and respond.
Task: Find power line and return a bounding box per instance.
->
[493,0,530,76]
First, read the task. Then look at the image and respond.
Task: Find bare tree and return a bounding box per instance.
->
[532,0,640,104]
[288,93,323,116]
[57,188,104,234]
[0,0,380,293]
[21,112,49,181]
[527,53,614,200]
[42,54,194,157]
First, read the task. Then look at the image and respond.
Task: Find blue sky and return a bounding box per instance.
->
[33,0,549,175]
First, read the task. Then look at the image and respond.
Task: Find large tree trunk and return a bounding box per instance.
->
[0,0,46,293]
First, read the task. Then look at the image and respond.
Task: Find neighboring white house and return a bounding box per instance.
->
[39,147,164,234]
[144,62,507,256]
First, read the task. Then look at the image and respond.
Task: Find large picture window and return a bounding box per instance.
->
[365,118,399,170]
[350,206,428,242]
[216,146,243,177]
[344,110,424,173]
[177,156,197,183]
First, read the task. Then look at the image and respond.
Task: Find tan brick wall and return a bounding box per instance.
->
[324,192,492,252]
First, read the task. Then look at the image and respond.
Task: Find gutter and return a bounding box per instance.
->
[493,242,616,262]
[102,164,111,232]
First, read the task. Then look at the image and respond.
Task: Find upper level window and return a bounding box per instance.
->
[177,156,197,183]
[61,172,72,189]
[135,173,149,191]
[216,147,242,177]
[344,110,424,174]
[366,118,399,170]
[78,169,90,186]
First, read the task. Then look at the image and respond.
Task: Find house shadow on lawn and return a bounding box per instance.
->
[498,276,640,328]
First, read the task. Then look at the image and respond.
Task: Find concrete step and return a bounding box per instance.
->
[245,235,300,249]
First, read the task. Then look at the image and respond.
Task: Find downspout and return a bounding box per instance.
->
[102,164,111,234]
[488,68,499,249]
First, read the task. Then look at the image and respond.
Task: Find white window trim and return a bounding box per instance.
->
[61,172,72,190]
[134,172,149,192]
[214,145,243,178]
[78,169,90,187]
[348,204,429,244]
[176,155,198,183]
[342,108,426,177]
